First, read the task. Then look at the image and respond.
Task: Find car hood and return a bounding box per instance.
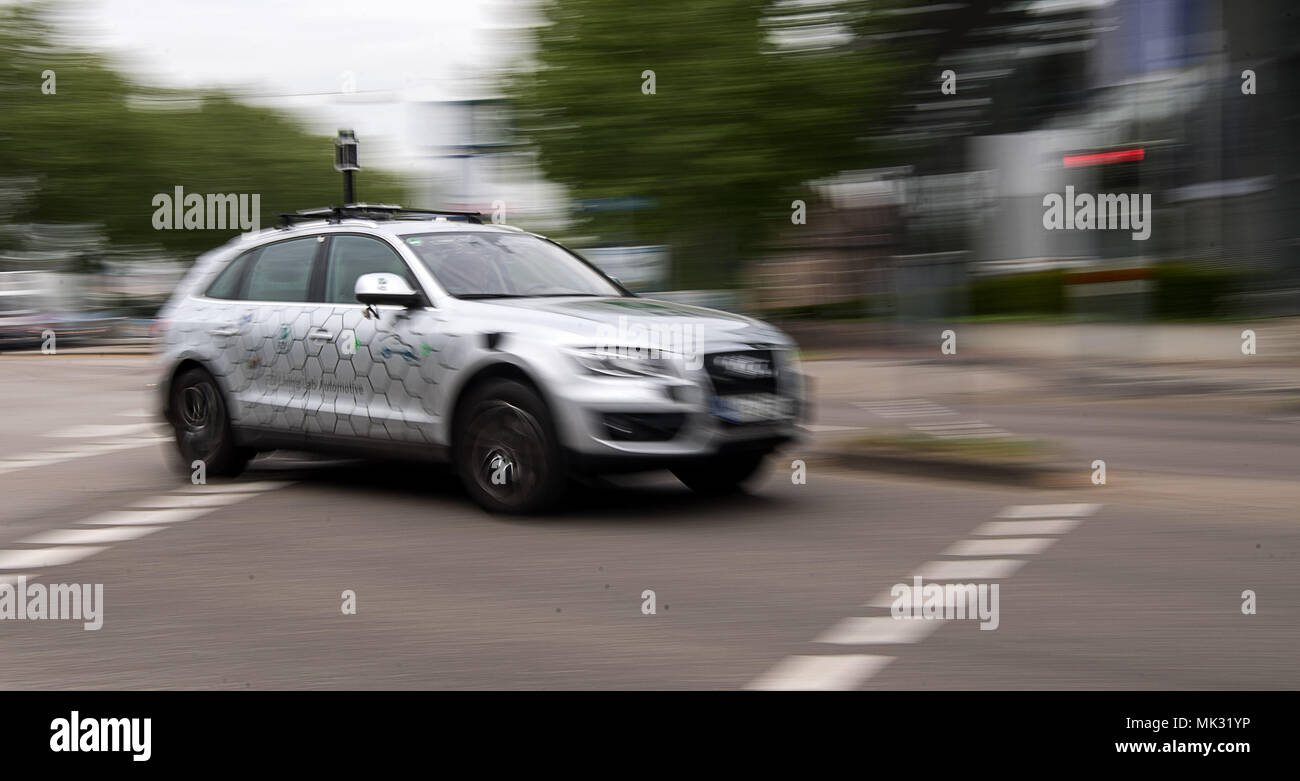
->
[453,296,792,348]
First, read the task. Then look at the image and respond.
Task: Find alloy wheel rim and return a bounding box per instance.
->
[178,381,221,460]
[470,402,543,504]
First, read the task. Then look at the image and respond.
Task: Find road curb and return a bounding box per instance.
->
[807,446,1076,489]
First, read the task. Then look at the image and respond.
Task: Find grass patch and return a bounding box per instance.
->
[846,432,1058,464]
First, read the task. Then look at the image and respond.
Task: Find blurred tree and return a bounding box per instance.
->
[508,0,911,288]
[0,3,408,261]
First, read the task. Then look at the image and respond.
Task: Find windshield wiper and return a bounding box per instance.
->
[456,293,528,299]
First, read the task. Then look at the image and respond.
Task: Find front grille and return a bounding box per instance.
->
[704,350,778,395]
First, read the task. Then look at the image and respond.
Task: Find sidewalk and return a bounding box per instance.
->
[795,318,1300,402]
[804,355,1300,403]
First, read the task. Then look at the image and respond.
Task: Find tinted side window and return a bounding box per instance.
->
[204,250,255,299]
[244,237,318,302]
[324,235,417,304]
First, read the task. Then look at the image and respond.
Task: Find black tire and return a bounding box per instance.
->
[671,452,768,495]
[168,366,252,478]
[454,378,568,514]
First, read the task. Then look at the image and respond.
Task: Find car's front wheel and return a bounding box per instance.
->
[671,452,768,495]
[454,379,568,514]
[169,366,252,478]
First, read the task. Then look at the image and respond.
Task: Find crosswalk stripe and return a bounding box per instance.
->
[21,526,167,545]
[943,537,1058,557]
[83,508,221,526]
[129,494,247,509]
[815,616,945,645]
[973,519,1082,536]
[912,559,1027,580]
[177,481,292,494]
[0,546,110,569]
[744,654,895,691]
[997,504,1100,519]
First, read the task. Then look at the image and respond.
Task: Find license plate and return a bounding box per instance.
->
[710,393,792,423]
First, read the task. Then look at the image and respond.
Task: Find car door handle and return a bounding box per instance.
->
[209,327,239,337]
[308,329,334,341]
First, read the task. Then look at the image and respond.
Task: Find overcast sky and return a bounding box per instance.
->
[44,0,535,166]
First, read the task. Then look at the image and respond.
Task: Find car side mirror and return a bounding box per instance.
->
[355,273,420,308]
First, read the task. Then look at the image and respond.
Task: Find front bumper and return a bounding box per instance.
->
[548,364,806,465]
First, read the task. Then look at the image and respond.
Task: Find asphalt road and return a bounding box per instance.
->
[0,354,1295,689]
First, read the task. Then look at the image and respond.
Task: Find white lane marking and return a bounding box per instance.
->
[909,421,1015,439]
[0,458,61,470]
[83,508,225,526]
[1,483,290,573]
[880,409,959,419]
[21,526,167,545]
[943,537,1058,557]
[973,519,1082,536]
[0,436,168,476]
[45,423,162,438]
[81,438,169,449]
[998,504,1099,519]
[853,399,958,418]
[42,445,119,456]
[129,494,245,509]
[912,559,1027,581]
[744,654,895,691]
[85,488,262,526]
[815,616,945,645]
[927,430,1015,439]
[866,585,1001,610]
[747,503,1101,690]
[174,480,292,494]
[0,546,110,569]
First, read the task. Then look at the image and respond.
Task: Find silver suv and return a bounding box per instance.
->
[156,205,805,512]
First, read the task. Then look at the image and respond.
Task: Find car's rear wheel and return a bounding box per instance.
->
[671,452,767,495]
[455,379,567,514]
[169,366,251,478]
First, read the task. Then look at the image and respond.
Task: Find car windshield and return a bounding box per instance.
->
[402,232,625,299]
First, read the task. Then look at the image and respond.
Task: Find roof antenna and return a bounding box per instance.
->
[335,129,359,205]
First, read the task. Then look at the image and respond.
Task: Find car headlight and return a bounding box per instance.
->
[568,348,681,379]
[778,347,803,378]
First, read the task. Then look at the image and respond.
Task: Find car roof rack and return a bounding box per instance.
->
[278,203,484,227]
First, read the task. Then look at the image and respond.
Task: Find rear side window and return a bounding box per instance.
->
[204,250,255,299]
[324,235,416,304]
[244,237,318,302]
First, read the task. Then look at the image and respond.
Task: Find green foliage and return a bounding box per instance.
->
[968,264,1250,320]
[970,270,1067,316]
[508,0,909,288]
[0,3,408,260]
[1151,263,1246,320]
